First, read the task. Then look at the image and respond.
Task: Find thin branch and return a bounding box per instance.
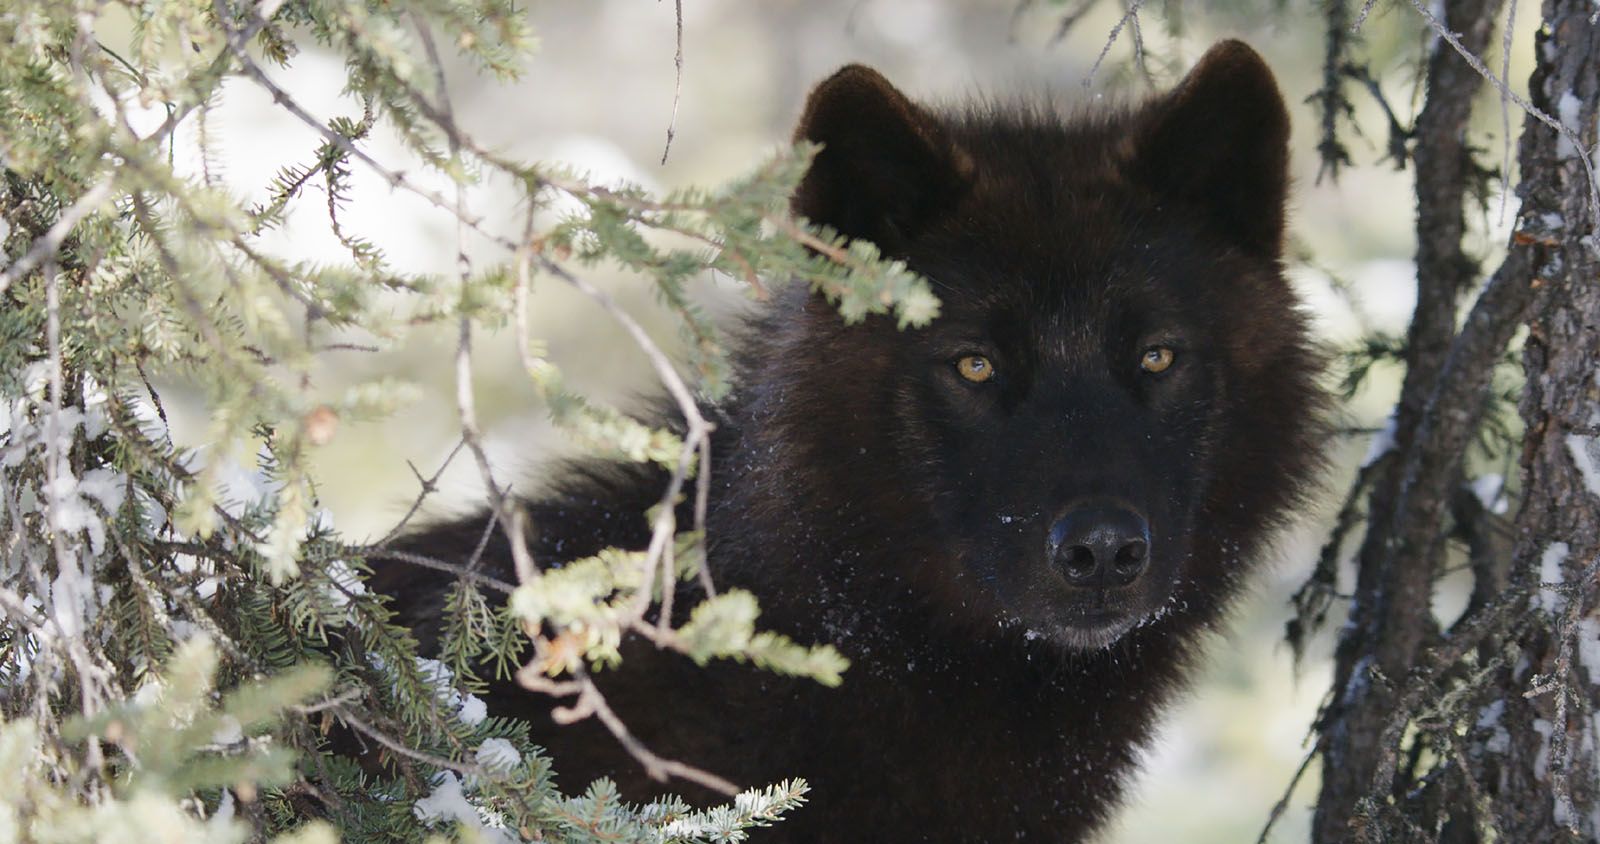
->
[555,670,738,796]
[333,705,485,777]
[1256,735,1324,844]
[373,439,467,549]
[1082,0,1147,88]
[359,548,516,596]
[659,0,684,165]
[1048,0,1102,48]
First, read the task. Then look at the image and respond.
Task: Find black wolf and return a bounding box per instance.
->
[374,40,1326,842]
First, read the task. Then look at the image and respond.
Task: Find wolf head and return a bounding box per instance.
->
[758,41,1324,653]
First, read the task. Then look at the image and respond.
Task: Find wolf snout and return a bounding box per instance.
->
[1047,502,1152,587]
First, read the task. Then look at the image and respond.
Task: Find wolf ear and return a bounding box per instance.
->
[1131,40,1290,258]
[792,65,973,254]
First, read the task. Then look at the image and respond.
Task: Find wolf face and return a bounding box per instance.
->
[770,41,1322,653]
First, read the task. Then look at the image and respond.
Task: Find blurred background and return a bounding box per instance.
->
[149,1,1538,839]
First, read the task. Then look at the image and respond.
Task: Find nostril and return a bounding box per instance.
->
[1061,545,1097,580]
[1047,501,1152,587]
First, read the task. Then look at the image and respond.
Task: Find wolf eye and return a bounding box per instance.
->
[1140,346,1175,374]
[956,354,995,383]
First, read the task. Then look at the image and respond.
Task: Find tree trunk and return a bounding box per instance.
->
[1491,3,1600,836]
[1311,0,1600,840]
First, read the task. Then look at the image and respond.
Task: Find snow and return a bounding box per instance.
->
[50,566,92,638]
[1578,616,1600,687]
[210,452,278,519]
[44,466,130,556]
[210,790,235,830]
[1362,413,1398,468]
[413,773,476,825]
[413,657,464,713]
[1535,542,1570,612]
[474,738,521,773]
[413,773,517,844]
[211,716,244,746]
[1533,717,1554,780]
[1468,474,1509,515]
[372,655,489,727]
[1477,700,1511,753]
[1566,432,1600,498]
[321,559,366,611]
[457,694,488,726]
[1557,93,1583,159]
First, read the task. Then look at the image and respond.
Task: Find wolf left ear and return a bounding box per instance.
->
[791,65,974,254]
[1131,40,1290,258]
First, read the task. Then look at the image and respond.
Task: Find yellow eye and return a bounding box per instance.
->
[956,354,995,383]
[1140,346,1175,374]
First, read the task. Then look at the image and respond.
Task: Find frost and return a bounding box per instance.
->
[1535,542,1570,612]
[474,738,521,772]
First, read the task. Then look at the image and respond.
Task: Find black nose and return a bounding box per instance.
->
[1047,503,1151,587]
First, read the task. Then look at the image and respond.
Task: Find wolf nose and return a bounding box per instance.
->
[1048,503,1151,587]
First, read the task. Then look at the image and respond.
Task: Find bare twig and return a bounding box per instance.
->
[555,670,738,796]
[1256,734,1325,844]
[1008,0,1037,42]
[360,548,516,596]
[372,439,468,549]
[660,0,684,165]
[1048,0,1102,48]
[1083,0,1146,88]
[333,705,485,776]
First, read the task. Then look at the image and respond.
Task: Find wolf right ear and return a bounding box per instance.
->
[792,65,974,255]
[1131,40,1291,259]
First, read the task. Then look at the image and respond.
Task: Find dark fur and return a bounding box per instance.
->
[372,41,1327,842]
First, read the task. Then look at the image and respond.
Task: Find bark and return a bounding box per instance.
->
[1491,4,1600,837]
